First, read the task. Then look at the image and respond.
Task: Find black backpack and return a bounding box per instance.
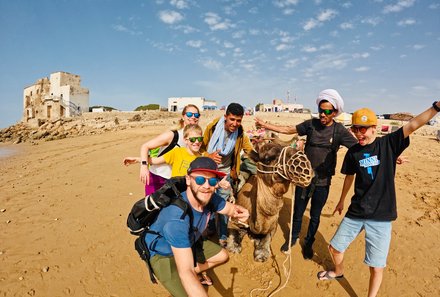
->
[127,176,193,283]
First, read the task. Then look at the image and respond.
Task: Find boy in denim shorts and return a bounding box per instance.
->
[318,101,440,297]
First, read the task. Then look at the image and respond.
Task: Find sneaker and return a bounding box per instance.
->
[280,238,297,253]
[302,244,314,259]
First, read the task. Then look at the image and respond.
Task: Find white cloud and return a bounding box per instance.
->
[273,0,299,8]
[158,10,184,24]
[352,52,370,58]
[383,0,415,14]
[412,44,426,50]
[361,17,382,26]
[303,9,337,31]
[232,30,246,39]
[186,40,202,48]
[370,45,384,51]
[340,22,354,30]
[275,44,290,51]
[285,58,300,69]
[303,18,319,31]
[201,58,222,70]
[174,25,198,34]
[429,3,440,9]
[170,0,189,9]
[224,41,234,48]
[317,9,337,22]
[249,29,260,35]
[112,24,142,35]
[355,66,370,72]
[397,18,416,26]
[204,12,235,31]
[283,8,295,15]
[302,46,317,53]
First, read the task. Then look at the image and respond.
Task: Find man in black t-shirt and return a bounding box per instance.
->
[318,101,440,297]
[255,89,358,258]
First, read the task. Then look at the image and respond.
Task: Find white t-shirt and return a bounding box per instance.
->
[149,129,186,178]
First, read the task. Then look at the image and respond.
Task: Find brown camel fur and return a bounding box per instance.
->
[227,140,313,262]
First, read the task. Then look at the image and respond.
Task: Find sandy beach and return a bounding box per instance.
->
[1,111,439,297]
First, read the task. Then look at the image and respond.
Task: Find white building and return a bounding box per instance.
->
[260,99,303,113]
[23,72,89,124]
[168,97,217,112]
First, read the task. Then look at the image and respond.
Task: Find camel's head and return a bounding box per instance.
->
[250,139,314,188]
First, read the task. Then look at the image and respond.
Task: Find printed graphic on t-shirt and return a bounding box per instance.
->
[359,153,380,179]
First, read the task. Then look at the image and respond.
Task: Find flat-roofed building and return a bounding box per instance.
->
[23,72,89,125]
[168,97,217,112]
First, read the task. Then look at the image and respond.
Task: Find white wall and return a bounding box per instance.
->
[168,97,205,112]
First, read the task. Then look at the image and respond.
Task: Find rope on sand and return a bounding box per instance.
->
[249,190,296,297]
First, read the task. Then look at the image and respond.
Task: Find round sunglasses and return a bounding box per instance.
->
[185,112,200,118]
[351,126,371,134]
[318,107,334,115]
[187,136,203,143]
[192,175,218,187]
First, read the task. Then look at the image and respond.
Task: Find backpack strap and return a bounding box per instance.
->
[158,130,180,157]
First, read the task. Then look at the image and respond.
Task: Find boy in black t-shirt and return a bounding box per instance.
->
[318,101,440,297]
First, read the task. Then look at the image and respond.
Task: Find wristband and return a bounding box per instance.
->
[433,101,440,112]
[141,160,148,166]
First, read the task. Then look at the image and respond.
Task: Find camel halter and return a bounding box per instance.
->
[256,147,314,188]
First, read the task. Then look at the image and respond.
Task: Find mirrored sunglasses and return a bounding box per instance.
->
[188,136,203,143]
[185,112,200,118]
[192,175,218,187]
[318,108,334,115]
[351,126,370,134]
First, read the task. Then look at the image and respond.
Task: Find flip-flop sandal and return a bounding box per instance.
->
[199,272,213,286]
[317,271,344,281]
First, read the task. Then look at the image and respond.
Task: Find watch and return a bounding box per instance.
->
[433,101,440,112]
[141,160,148,166]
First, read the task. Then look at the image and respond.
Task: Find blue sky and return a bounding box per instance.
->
[1,0,439,128]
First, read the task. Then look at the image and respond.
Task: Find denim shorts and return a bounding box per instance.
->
[330,217,392,268]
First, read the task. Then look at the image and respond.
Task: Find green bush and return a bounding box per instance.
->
[135,104,160,111]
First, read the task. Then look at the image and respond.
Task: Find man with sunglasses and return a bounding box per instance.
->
[319,101,440,297]
[202,103,254,247]
[145,157,249,297]
[255,89,358,259]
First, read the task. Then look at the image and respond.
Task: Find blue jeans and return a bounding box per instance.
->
[291,185,330,246]
[209,176,233,241]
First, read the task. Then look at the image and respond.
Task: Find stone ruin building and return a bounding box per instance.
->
[23,72,89,126]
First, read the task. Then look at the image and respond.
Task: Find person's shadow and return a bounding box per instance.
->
[280,196,358,297]
[207,267,238,296]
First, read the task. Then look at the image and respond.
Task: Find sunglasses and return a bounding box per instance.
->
[318,108,334,115]
[351,126,370,134]
[192,175,218,187]
[187,136,203,143]
[185,112,200,118]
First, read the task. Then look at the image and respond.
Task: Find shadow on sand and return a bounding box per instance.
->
[279,196,358,297]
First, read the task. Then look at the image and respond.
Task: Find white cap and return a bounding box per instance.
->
[316,89,344,116]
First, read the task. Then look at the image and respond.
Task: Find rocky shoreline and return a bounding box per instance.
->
[0,111,181,144]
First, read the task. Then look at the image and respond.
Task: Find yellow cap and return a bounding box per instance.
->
[352,108,377,126]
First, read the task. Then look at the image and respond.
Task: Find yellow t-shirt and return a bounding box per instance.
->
[163,147,200,177]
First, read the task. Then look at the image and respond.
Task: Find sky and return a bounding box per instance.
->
[1,0,439,128]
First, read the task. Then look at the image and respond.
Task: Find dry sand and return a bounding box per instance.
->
[1,111,439,297]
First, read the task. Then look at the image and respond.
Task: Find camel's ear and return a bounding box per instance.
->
[248,142,262,162]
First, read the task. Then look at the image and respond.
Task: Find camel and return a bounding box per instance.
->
[226,139,314,262]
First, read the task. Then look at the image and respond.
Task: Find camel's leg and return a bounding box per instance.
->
[226,228,246,254]
[253,233,272,262]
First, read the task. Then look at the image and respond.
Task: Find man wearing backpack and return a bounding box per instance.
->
[255,89,358,259]
[144,157,249,297]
